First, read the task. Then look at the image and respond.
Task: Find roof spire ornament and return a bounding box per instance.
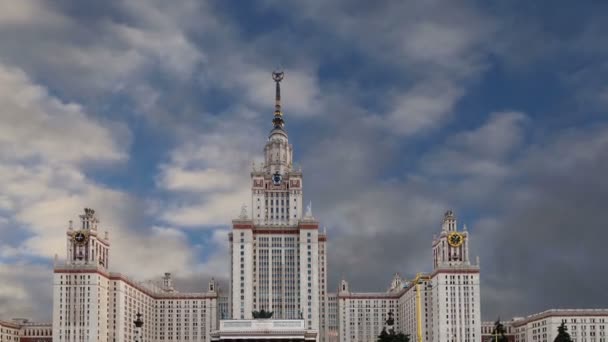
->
[239,204,249,219]
[272,70,285,129]
[304,201,314,219]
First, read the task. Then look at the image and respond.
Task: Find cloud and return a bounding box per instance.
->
[0,63,130,257]
[157,113,264,228]
[415,115,608,319]
[0,0,206,102]
[107,21,204,79]
[0,262,52,322]
[0,65,129,165]
[0,63,203,318]
[420,111,527,179]
[160,189,251,228]
[382,79,465,136]
[237,68,323,117]
[0,0,67,28]
[269,1,497,138]
[475,125,608,318]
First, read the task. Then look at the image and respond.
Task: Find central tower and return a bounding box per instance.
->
[229,72,328,340]
[251,70,303,225]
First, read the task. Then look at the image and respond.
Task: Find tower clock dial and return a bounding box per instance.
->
[447,232,464,247]
[73,230,88,246]
[272,171,282,185]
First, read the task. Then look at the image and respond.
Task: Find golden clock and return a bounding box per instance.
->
[447,232,464,247]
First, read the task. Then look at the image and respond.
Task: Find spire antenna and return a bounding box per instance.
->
[272,70,285,128]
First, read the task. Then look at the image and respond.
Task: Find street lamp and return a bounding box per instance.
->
[133,312,143,342]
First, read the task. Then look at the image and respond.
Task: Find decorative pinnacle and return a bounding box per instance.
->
[272,70,285,128]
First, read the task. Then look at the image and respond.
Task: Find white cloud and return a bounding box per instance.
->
[454,111,527,158]
[157,115,265,228]
[0,0,67,28]
[0,63,130,258]
[159,168,240,193]
[420,111,527,179]
[0,0,207,102]
[0,262,52,321]
[239,68,322,117]
[189,228,231,279]
[160,188,250,228]
[0,65,129,164]
[110,226,199,279]
[0,64,205,317]
[382,79,465,136]
[108,21,204,79]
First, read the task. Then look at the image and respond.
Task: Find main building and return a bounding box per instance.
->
[52,72,480,342]
[228,71,328,335]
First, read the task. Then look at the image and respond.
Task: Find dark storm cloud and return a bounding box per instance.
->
[477,125,608,318]
[304,106,608,320]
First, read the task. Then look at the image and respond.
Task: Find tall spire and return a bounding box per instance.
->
[272,70,285,129]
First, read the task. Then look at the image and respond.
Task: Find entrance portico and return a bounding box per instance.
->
[211,319,317,341]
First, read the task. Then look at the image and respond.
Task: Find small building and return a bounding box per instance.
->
[211,319,317,341]
[481,320,516,342]
[511,309,608,342]
[0,319,52,342]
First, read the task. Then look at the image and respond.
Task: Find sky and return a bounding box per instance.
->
[0,0,607,323]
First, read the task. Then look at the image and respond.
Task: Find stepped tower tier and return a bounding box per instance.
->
[230,72,328,339]
[65,208,110,269]
[430,210,481,342]
[432,210,471,268]
[251,71,303,227]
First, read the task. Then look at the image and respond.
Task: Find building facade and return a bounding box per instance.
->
[0,319,52,342]
[336,210,481,342]
[48,71,488,342]
[511,309,608,342]
[336,278,400,342]
[430,210,481,342]
[210,319,317,341]
[0,320,21,342]
[228,71,327,340]
[481,320,515,342]
[326,294,339,342]
[52,208,219,342]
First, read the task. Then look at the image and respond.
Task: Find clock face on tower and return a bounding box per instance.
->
[272,171,282,185]
[73,230,88,246]
[447,232,464,247]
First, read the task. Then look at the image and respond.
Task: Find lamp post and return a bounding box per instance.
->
[133,312,143,342]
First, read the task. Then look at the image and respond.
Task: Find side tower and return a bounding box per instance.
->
[229,72,327,338]
[430,210,481,342]
[53,208,111,342]
[66,208,110,269]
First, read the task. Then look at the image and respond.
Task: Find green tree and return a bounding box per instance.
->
[489,319,509,342]
[394,332,411,342]
[554,322,573,342]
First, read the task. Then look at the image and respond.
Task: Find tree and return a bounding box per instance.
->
[378,327,389,341]
[377,310,410,342]
[554,322,573,342]
[489,319,509,342]
[394,332,411,342]
[377,327,410,342]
